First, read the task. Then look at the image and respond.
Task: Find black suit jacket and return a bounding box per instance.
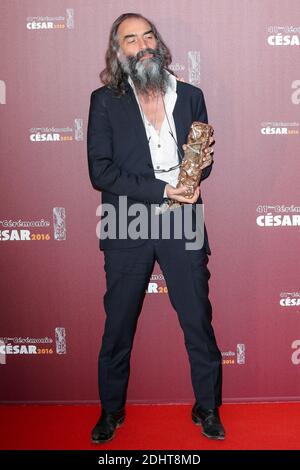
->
[87,79,212,252]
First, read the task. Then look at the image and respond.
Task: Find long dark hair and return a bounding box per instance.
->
[100,13,174,95]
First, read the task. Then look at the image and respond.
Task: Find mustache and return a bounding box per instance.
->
[136,48,160,61]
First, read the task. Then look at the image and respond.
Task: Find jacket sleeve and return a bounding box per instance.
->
[87,90,166,204]
[194,89,214,182]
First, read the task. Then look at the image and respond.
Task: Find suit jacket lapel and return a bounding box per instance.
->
[173,83,186,163]
[120,83,154,170]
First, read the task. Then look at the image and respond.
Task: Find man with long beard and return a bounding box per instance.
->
[87,12,225,443]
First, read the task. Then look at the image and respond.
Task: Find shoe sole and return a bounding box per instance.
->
[192,414,225,440]
[91,416,125,444]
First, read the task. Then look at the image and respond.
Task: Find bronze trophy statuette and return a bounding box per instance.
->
[168,121,214,210]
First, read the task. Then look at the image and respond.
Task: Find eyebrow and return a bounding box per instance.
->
[122,29,154,41]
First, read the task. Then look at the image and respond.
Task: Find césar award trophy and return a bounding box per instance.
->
[168,121,214,209]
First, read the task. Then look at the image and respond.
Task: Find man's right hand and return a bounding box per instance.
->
[165,184,200,204]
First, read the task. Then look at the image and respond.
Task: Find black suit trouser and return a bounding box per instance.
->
[98,235,222,412]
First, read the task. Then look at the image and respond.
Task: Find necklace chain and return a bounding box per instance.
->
[139,93,161,129]
[134,90,182,173]
[138,92,163,147]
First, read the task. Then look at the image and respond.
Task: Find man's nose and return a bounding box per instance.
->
[136,36,148,50]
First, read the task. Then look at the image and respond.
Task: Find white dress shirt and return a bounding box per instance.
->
[128,72,180,201]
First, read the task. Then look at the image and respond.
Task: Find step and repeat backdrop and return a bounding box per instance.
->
[1,0,299,403]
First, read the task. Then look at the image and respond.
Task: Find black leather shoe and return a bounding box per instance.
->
[91,408,125,444]
[192,404,225,440]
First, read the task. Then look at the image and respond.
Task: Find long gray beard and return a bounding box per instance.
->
[119,48,170,96]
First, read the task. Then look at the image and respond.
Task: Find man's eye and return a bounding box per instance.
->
[145,34,154,39]
[127,38,136,44]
